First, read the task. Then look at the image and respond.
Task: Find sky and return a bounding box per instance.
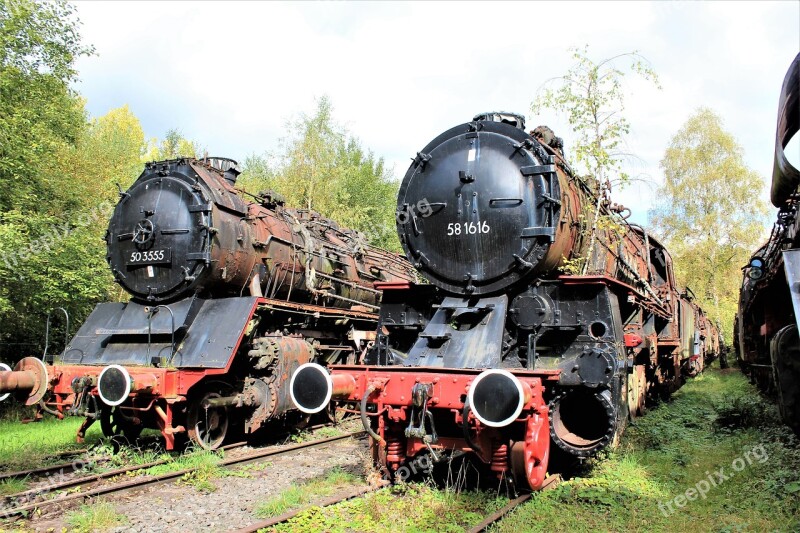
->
[72,1,800,226]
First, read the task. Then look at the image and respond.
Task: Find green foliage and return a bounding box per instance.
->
[0,476,27,496]
[0,0,93,213]
[255,466,359,518]
[239,96,401,251]
[493,369,800,532]
[649,108,769,340]
[0,105,148,361]
[145,128,201,161]
[272,482,506,532]
[65,500,128,532]
[532,45,660,188]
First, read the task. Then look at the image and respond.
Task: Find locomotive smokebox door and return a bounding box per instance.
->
[106,161,211,302]
[397,119,559,296]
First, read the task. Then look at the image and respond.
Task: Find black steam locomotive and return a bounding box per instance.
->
[737,52,800,433]
[291,112,719,489]
[0,157,415,449]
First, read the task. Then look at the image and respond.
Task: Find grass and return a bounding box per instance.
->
[0,415,103,473]
[64,500,127,532]
[0,477,27,496]
[265,482,508,532]
[493,367,800,532]
[255,467,361,518]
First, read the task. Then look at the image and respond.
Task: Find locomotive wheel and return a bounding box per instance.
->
[100,406,143,441]
[187,392,229,450]
[510,414,550,491]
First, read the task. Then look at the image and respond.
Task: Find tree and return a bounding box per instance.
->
[0,105,148,362]
[0,0,93,213]
[239,97,400,251]
[531,45,660,189]
[649,108,768,340]
[145,128,201,161]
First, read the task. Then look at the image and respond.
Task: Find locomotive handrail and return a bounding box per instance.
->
[147,305,176,366]
[43,307,70,364]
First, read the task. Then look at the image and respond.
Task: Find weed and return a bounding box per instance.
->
[269,479,507,532]
[255,466,360,518]
[0,477,27,496]
[65,500,127,532]
[492,369,800,532]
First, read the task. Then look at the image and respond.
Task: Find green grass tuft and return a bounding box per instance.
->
[255,466,361,518]
[0,476,28,496]
[493,368,800,532]
[267,481,507,532]
[65,500,127,532]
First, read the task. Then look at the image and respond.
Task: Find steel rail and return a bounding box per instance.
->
[467,475,562,533]
[1,441,247,500]
[0,431,363,520]
[232,480,390,533]
[0,456,104,483]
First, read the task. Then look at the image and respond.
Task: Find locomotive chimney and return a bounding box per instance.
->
[205,157,241,185]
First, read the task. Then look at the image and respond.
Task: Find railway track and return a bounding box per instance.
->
[0,441,247,486]
[467,475,561,533]
[0,431,364,521]
[232,480,391,533]
[0,422,335,484]
[232,473,561,532]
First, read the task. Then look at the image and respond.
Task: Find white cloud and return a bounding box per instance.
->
[72,0,799,226]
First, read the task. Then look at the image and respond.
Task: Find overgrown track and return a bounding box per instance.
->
[466,475,561,533]
[0,456,106,483]
[232,480,391,533]
[233,472,562,533]
[0,431,364,521]
[0,441,247,486]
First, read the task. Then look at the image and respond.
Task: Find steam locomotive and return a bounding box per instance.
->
[290,112,719,490]
[737,52,800,433]
[0,157,415,449]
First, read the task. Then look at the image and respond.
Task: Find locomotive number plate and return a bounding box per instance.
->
[127,248,172,266]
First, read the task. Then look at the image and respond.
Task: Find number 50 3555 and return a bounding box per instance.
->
[446,221,490,236]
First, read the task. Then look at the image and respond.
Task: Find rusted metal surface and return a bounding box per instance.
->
[770,53,800,207]
[1,157,416,451]
[738,53,800,433]
[0,357,49,405]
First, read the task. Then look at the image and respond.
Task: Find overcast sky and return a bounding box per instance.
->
[72,1,799,226]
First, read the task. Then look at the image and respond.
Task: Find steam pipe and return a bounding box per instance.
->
[361,385,383,444]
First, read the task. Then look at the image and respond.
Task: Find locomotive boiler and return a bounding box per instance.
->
[737,52,800,433]
[0,157,415,449]
[290,112,718,490]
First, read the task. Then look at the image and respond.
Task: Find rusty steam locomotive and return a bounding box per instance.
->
[290,112,720,490]
[0,157,415,449]
[737,52,800,433]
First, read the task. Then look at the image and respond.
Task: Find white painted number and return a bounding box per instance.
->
[446,221,490,236]
[129,250,165,262]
